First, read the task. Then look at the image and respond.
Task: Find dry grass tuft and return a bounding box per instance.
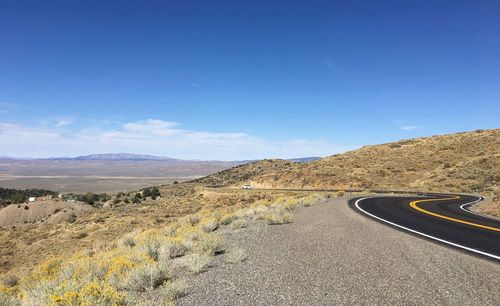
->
[196,235,225,255]
[219,213,236,225]
[225,247,247,264]
[179,253,212,274]
[0,291,20,306]
[158,239,189,259]
[263,211,293,225]
[122,262,171,292]
[230,218,248,229]
[199,218,219,233]
[2,275,19,288]
[125,280,187,305]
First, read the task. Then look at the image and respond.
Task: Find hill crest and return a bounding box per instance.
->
[199,129,500,194]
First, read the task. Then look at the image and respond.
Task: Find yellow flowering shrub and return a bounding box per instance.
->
[49,281,125,306]
[13,191,326,305]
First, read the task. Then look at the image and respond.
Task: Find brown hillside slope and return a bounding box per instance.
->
[200,129,499,194]
[195,159,296,186]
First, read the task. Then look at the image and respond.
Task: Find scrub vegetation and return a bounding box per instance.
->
[0,192,327,304]
[0,185,315,277]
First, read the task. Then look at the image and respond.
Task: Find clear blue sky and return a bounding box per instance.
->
[0,1,499,159]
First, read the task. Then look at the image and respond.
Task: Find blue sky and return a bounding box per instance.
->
[1,0,499,159]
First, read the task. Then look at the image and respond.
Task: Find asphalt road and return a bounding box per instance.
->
[179,197,500,305]
[351,194,500,260]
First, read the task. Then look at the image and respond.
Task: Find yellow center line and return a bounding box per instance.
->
[409,196,500,232]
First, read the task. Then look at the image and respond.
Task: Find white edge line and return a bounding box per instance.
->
[354,197,500,261]
[459,197,500,222]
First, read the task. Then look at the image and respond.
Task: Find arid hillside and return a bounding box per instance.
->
[200,129,500,194]
[0,183,309,277]
[195,159,296,186]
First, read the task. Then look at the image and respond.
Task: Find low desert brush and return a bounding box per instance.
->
[230,218,248,229]
[122,261,171,292]
[195,234,225,255]
[180,253,212,274]
[158,239,189,259]
[24,278,125,306]
[263,211,293,225]
[283,199,298,211]
[199,218,219,233]
[125,280,187,305]
[0,291,20,306]
[1,275,19,288]
[122,236,136,248]
[9,192,325,305]
[179,214,200,226]
[219,213,236,225]
[225,247,247,264]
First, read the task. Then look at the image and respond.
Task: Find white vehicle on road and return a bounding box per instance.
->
[242,185,252,190]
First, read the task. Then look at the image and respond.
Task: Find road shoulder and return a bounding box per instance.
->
[178,197,500,305]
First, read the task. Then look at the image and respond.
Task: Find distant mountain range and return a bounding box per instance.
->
[58,153,176,161]
[0,153,321,163]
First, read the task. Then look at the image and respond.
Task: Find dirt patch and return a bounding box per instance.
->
[0,200,94,229]
[474,196,500,218]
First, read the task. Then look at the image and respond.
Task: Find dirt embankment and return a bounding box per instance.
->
[0,200,94,229]
[474,196,500,218]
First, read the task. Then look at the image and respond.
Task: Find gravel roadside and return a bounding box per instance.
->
[178,197,500,305]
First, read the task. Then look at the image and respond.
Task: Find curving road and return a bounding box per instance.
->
[351,194,500,260]
[181,196,500,305]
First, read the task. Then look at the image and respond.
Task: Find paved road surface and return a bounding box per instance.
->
[179,197,500,305]
[352,194,500,259]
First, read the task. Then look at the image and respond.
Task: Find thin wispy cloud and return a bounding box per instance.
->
[394,119,419,131]
[0,119,355,160]
[325,58,336,71]
[54,117,75,127]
